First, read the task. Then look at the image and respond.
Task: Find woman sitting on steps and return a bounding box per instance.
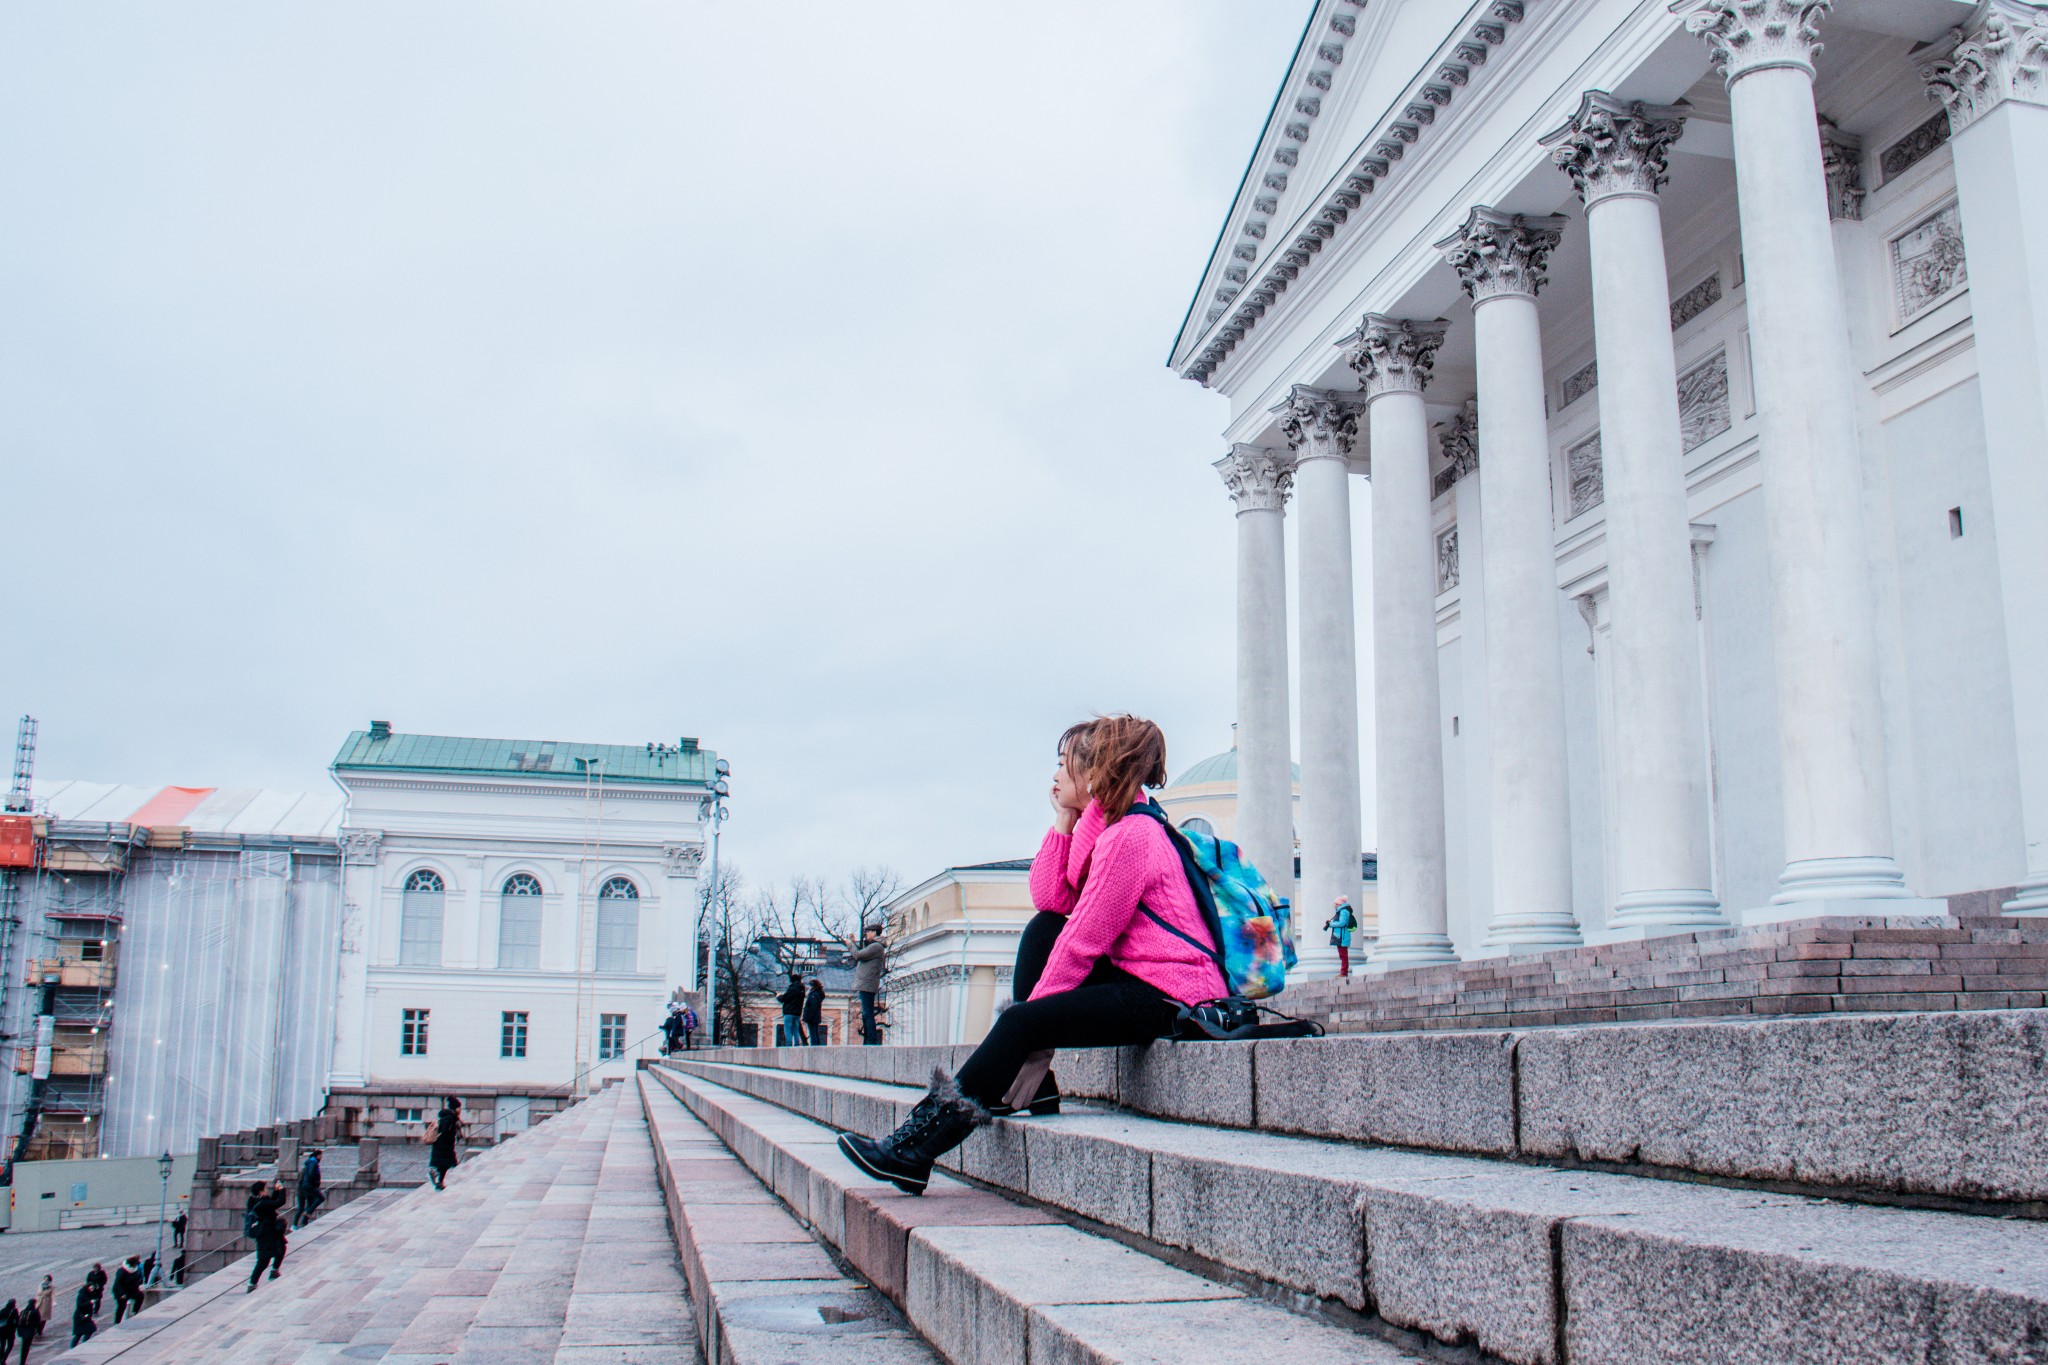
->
[838,715,1220,1195]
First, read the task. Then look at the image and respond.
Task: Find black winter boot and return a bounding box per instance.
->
[836,1069,988,1195]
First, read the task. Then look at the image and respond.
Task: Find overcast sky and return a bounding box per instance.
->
[0,2,1349,895]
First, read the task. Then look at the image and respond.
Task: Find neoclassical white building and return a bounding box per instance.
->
[1183,0,2047,973]
[328,725,714,1135]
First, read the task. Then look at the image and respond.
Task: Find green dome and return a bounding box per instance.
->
[1167,747,1301,789]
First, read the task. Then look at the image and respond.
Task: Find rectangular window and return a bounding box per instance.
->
[393,1106,423,1124]
[598,1013,626,1061]
[401,1008,429,1056]
[501,1010,529,1059]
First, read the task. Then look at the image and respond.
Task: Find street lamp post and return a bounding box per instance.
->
[698,763,731,1046]
[150,1150,171,1289]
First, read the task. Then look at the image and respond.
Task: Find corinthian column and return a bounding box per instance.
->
[1347,317,1459,968]
[1675,1,1928,912]
[1545,93,1725,932]
[1214,444,1299,906]
[1274,386,1366,976]
[1922,3,2048,914]
[1437,207,1582,950]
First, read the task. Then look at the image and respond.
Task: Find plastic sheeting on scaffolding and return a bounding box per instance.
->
[103,848,342,1158]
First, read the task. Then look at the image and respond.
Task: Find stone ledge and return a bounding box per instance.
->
[659,1059,2048,1365]
[691,1004,2048,1209]
[648,1068,1426,1365]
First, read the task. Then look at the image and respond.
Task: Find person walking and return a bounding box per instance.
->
[170,1211,186,1248]
[14,1296,37,1365]
[776,973,804,1047]
[0,1299,18,1362]
[802,978,826,1045]
[1323,896,1358,977]
[660,1003,685,1057]
[294,1148,324,1228]
[33,1278,51,1332]
[680,1004,699,1052]
[67,1284,95,1349]
[838,716,1216,1195]
[847,924,887,1046]
[82,1265,105,1318]
[245,1180,289,1291]
[109,1257,144,1324]
[427,1096,462,1191]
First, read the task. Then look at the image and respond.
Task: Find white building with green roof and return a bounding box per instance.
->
[327,723,716,1139]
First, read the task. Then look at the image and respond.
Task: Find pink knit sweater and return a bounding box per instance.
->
[1026,801,1224,1006]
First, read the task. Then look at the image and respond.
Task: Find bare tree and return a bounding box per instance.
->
[695,863,752,1046]
[841,866,904,937]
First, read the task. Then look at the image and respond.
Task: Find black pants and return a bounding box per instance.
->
[250,1239,283,1286]
[1013,911,1066,1001]
[112,1292,142,1324]
[954,960,1178,1109]
[69,1322,92,1348]
[858,991,877,1045]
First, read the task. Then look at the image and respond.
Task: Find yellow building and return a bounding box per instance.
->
[882,860,1034,1045]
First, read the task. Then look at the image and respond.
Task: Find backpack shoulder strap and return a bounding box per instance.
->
[1124,800,1232,993]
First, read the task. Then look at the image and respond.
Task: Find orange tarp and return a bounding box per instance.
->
[124,786,215,829]
[0,817,32,869]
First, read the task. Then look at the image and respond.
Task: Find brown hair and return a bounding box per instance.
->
[1086,715,1167,825]
[1057,720,1098,770]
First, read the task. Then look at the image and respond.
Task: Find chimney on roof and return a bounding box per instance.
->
[680,737,699,753]
[369,720,392,741]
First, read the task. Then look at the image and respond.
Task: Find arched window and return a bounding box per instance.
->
[400,869,445,966]
[596,877,639,973]
[499,872,543,970]
[1180,817,1216,840]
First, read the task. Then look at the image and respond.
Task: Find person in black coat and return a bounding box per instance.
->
[428,1096,462,1191]
[170,1211,186,1248]
[14,1298,38,1364]
[294,1148,325,1228]
[802,978,826,1045]
[777,973,804,1046]
[67,1285,94,1349]
[81,1266,105,1316]
[245,1181,289,1291]
[0,1299,17,1362]
[109,1257,144,1323]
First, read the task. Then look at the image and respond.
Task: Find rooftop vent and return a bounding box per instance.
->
[680,737,699,753]
[368,720,392,741]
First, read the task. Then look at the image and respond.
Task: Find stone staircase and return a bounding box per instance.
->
[36,1008,2048,1364]
[658,1008,2048,1364]
[49,1081,694,1365]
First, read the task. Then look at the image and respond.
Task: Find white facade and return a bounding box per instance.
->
[329,729,711,1127]
[883,861,1033,1046]
[1177,0,2048,968]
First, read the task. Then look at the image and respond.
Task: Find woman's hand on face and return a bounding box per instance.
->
[1050,784,1079,835]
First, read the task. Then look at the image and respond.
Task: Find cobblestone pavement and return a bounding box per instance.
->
[0,1223,173,1307]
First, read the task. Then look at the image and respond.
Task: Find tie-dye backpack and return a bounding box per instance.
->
[1127,800,1297,1000]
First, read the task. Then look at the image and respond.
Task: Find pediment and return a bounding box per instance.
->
[1169,0,1532,385]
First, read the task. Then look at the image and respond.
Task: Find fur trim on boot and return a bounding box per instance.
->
[836,1069,987,1195]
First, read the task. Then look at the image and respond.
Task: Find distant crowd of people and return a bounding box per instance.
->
[657,919,892,1052]
[1,1248,169,1358]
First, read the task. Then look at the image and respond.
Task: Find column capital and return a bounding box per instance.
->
[1272,385,1364,463]
[1542,91,1687,206]
[1214,444,1297,512]
[1342,314,1451,400]
[1673,0,1832,83]
[1818,115,1865,221]
[1920,2,2048,135]
[1435,206,1569,302]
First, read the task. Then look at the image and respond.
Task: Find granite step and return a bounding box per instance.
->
[636,1072,940,1364]
[656,1057,2048,1365]
[684,1005,2048,1213]
[641,1068,1425,1365]
[48,1086,639,1365]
